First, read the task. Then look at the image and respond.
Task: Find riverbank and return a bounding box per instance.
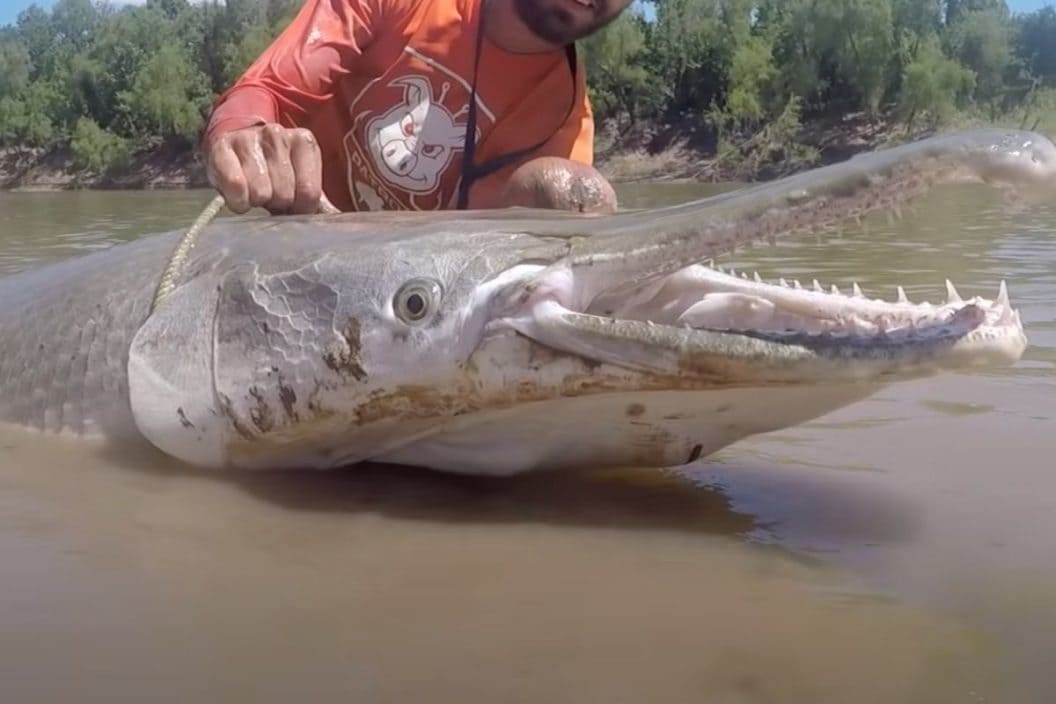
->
[0,112,936,193]
[0,139,208,192]
[593,110,936,183]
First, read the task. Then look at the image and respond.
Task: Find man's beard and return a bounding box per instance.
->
[512,0,615,45]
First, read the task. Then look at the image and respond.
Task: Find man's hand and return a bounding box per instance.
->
[204,124,323,214]
[499,157,618,214]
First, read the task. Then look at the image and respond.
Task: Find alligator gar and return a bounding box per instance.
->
[0,128,1051,474]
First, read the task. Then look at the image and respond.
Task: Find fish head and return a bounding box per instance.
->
[361,253,1029,475]
[126,220,560,470]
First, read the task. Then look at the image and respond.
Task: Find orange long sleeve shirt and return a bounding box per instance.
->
[203,0,595,211]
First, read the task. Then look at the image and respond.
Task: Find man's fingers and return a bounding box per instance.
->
[207,125,325,215]
[260,124,295,213]
[289,128,323,214]
[207,139,250,214]
[231,134,273,210]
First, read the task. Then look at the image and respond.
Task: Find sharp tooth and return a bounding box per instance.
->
[729,267,737,277]
[997,280,1010,309]
[780,278,789,287]
[831,284,841,295]
[897,286,909,303]
[945,279,962,303]
[793,279,802,289]
[813,279,823,292]
[740,271,749,280]
[852,282,864,298]
[708,259,715,269]
[753,272,762,283]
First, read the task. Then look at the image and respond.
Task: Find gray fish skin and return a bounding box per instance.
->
[0,231,179,439]
[0,128,1050,473]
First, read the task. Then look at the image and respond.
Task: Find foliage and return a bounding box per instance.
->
[0,0,296,168]
[0,0,1054,173]
[1014,6,1056,86]
[122,42,213,141]
[899,36,976,128]
[712,95,820,180]
[70,116,130,172]
[581,12,662,126]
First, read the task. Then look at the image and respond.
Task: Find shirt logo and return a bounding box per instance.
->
[345,49,495,211]
[366,76,467,193]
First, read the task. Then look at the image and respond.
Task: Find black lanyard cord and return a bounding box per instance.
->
[455,0,578,209]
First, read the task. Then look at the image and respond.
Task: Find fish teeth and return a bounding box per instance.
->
[945,279,962,303]
[896,286,909,304]
[812,279,823,292]
[830,284,841,295]
[780,278,789,287]
[996,281,1015,324]
[793,279,802,289]
[852,282,865,298]
[753,271,762,283]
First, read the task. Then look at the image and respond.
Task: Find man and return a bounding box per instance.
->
[200,0,631,216]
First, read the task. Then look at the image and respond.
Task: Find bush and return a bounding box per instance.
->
[900,37,976,128]
[70,116,130,173]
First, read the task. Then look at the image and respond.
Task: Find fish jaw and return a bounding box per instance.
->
[375,262,1029,475]
[495,263,1028,386]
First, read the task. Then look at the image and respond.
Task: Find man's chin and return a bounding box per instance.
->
[527,17,579,45]
[512,0,592,45]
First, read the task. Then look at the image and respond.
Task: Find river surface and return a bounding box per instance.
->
[0,186,1053,703]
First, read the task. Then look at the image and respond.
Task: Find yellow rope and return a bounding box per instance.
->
[150,193,341,312]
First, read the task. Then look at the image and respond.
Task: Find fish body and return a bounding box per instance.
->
[0,129,1048,473]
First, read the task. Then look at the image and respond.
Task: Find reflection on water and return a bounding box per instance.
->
[1,184,1054,702]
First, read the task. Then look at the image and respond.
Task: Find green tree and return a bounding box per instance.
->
[123,42,212,141]
[581,11,661,125]
[0,38,31,99]
[900,35,976,127]
[648,0,732,114]
[70,115,130,172]
[1015,7,1056,85]
[944,5,1015,114]
[724,34,778,126]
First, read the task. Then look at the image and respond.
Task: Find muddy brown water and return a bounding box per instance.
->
[0,186,1053,703]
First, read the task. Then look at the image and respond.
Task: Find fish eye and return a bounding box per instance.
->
[393,279,442,324]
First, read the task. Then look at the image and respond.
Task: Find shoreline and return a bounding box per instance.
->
[0,113,926,194]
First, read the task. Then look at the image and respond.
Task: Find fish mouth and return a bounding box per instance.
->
[497,262,1028,384]
[491,128,1048,383]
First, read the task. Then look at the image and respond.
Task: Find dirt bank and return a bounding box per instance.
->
[0,140,209,192]
[593,110,924,183]
[0,112,919,193]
